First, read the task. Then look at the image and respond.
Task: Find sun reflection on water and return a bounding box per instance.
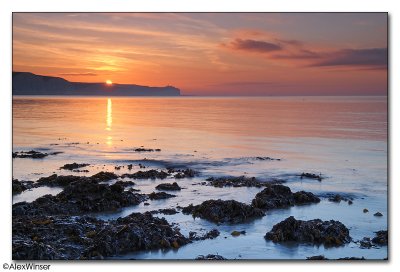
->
[106,98,112,131]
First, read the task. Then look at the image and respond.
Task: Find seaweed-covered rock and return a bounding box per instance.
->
[13,180,147,216]
[173,169,196,179]
[60,163,90,170]
[196,254,226,260]
[83,212,188,258]
[90,171,118,182]
[372,230,388,245]
[155,182,181,191]
[13,150,48,159]
[265,216,351,247]
[13,212,189,260]
[12,179,34,194]
[148,192,176,200]
[252,184,320,209]
[36,174,88,187]
[189,229,220,241]
[206,176,269,188]
[182,199,265,224]
[121,170,169,180]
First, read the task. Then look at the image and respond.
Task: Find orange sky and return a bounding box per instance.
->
[13,13,387,96]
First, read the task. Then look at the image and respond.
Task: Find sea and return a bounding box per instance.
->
[12,96,388,260]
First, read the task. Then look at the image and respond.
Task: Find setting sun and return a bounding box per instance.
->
[106,80,113,85]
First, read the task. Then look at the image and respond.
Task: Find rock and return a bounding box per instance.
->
[13,150,49,159]
[155,182,181,191]
[306,255,328,260]
[90,171,118,182]
[171,168,196,179]
[300,172,323,181]
[113,180,135,187]
[359,237,372,248]
[12,179,34,194]
[13,212,189,259]
[13,180,147,216]
[121,170,169,180]
[133,147,161,152]
[372,230,388,245]
[182,199,265,224]
[374,212,383,217]
[363,209,369,213]
[231,230,246,237]
[143,202,150,206]
[348,200,353,205]
[206,176,268,188]
[251,184,320,210]
[148,192,176,200]
[59,163,90,170]
[195,254,227,260]
[337,257,365,260]
[149,208,179,215]
[36,174,88,187]
[265,216,351,247]
[127,164,133,170]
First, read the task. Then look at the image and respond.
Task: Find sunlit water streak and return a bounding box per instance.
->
[12,96,387,260]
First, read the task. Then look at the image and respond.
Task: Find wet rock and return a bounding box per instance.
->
[121,170,169,180]
[359,237,373,248]
[13,180,147,216]
[13,212,189,260]
[127,164,133,170]
[252,184,320,210]
[254,156,280,161]
[195,254,227,260]
[156,182,181,191]
[12,179,34,194]
[300,172,323,181]
[326,193,353,203]
[13,150,48,159]
[36,174,88,187]
[231,230,246,237]
[265,216,351,247]
[113,180,135,187]
[372,230,388,245]
[173,169,197,179]
[374,212,383,217]
[337,257,365,260]
[60,163,90,171]
[306,255,328,260]
[363,209,369,213]
[189,229,220,241]
[148,192,176,200]
[133,147,161,152]
[182,199,265,224]
[150,208,179,215]
[90,171,118,182]
[206,176,268,188]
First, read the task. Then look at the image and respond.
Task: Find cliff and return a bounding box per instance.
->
[12,72,181,96]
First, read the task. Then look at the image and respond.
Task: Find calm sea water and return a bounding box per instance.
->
[12,96,388,260]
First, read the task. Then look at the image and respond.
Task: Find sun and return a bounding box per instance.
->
[105,80,113,85]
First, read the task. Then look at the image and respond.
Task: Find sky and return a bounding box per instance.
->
[13,13,388,96]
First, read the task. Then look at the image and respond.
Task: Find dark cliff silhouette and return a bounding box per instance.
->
[12,72,181,96]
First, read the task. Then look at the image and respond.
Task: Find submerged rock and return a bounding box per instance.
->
[155,182,181,191]
[195,254,227,260]
[251,184,320,209]
[265,216,351,247]
[300,172,323,181]
[121,170,169,180]
[13,180,147,216]
[148,192,176,200]
[182,199,265,224]
[59,163,90,171]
